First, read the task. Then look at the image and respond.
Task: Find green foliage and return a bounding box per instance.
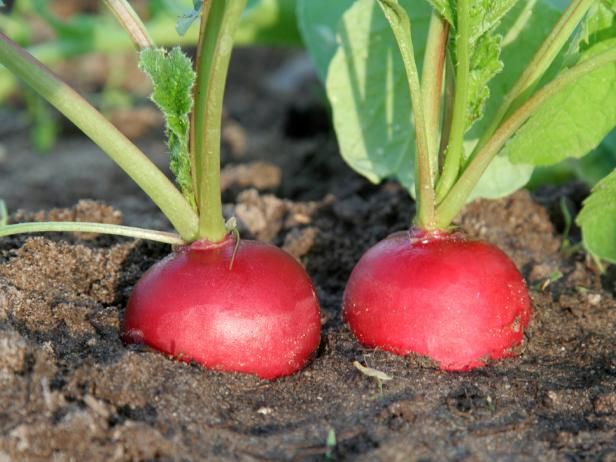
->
[177,0,203,37]
[505,42,616,165]
[318,0,541,200]
[324,0,432,193]
[139,47,197,210]
[467,33,503,128]
[506,0,616,168]
[577,168,616,263]
[469,0,561,138]
[24,90,58,152]
[297,0,355,80]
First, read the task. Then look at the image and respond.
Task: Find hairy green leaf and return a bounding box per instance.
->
[430,0,518,130]
[467,33,503,127]
[469,0,519,40]
[325,0,432,193]
[139,47,196,209]
[469,0,561,138]
[576,168,616,263]
[297,0,355,81]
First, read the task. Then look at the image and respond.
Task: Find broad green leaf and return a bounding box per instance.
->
[506,39,616,166]
[139,47,196,210]
[576,168,616,263]
[325,0,432,193]
[468,153,533,200]
[325,0,538,200]
[297,0,355,81]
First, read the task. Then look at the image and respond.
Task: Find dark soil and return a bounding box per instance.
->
[0,48,615,462]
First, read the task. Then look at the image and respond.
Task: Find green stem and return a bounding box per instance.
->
[377,0,435,229]
[421,13,449,181]
[0,222,185,245]
[472,0,594,156]
[435,0,471,203]
[0,32,199,241]
[438,52,455,167]
[191,0,247,242]
[103,0,155,50]
[436,47,616,228]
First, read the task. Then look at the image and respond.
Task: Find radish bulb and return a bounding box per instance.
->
[124,236,321,380]
[343,229,531,370]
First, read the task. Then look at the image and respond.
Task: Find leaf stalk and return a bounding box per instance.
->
[0,32,199,241]
[0,222,185,245]
[421,12,449,181]
[434,0,471,203]
[436,47,616,228]
[191,0,247,242]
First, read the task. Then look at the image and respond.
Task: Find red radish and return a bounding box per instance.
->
[343,228,531,371]
[123,236,321,380]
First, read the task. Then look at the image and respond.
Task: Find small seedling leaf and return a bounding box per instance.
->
[325,428,336,460]
[139,47,197,210]
[0,200,7,227]
[353,360,393,381]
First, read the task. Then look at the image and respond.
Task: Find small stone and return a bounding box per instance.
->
[256,407,273,415]
[587,293,602,306]
[0,331,28,372]
[594,392,616,415]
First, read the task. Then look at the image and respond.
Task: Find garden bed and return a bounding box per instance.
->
[0,49,614,461]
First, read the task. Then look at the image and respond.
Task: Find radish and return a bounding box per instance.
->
[124,237,320,379]
[343,229,531,370]
[308,0,616,370]
[0,0,321,379]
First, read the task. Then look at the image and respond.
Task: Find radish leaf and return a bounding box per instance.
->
[297,0,355,81]
[469,0,561,137]
[506,20,616,166]
[139,47,197,210]
[325,0,432,193]
[577,168,616,263]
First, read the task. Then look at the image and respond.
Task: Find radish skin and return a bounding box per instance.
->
[343,229,531,370]
[124,236,321,379]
